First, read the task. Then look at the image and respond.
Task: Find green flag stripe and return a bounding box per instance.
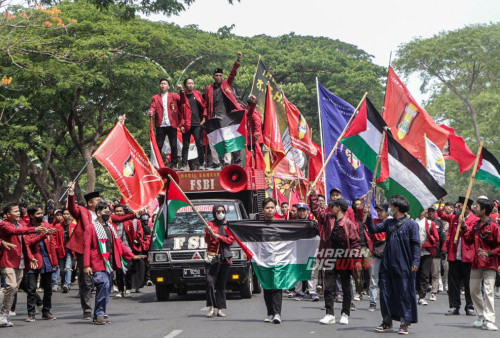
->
[213,136,246,156]
[251,259,315,290]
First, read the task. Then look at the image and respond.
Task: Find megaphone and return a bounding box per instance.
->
[157,167,180,184]
[220,164,247,192]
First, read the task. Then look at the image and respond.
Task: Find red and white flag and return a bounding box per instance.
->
[94,120,163,211]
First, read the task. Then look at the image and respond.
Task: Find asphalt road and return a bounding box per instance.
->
[1,285,499,337]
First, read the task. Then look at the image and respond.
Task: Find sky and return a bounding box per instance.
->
[148,0,500,102]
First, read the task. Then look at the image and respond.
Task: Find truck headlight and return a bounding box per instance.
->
[155,253,168,262]
[231,249,240,259]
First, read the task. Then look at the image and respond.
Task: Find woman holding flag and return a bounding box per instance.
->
[204,205,235,318]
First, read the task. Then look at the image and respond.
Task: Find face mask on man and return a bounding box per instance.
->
[141,215,149,221]
[216,212,226,221]
[101,213,110,223]
[35,216,44,224]
[388,208,393,217]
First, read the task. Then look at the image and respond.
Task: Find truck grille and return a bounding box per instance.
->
[170,251,205,261]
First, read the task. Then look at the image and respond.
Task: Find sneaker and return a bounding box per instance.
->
[495,287,500,299]
[287,291,296,298]
[294,293,304,301]
[83,312,92,320]
[52,285,59,292]
[418,298,428,306]
[217,309,226,317]
[429,293,437,301]
[62,285,69,293]
[472,319,484,328]
[42,312,56,320]
[264,315,273,323]
[482,321,498,331]
[339,313,349,325]
[36,304,42,314]
[369,304,376,312]
[310,293,320,302]
[168,163,178,170]
[350,303,356,311]
[180,165,189,171]
[319,314,335,324]
[112,285,119,293]
[398,323,409,335]
[374,323,392,332]
[466,309,476,316]
[272,314,281,324]
[115,292,123,298]
[446,307,459,316]
[335,295,343,303]
[93,317,107,325]
[124,290,131,298]
[0,312,9,326]
[211,164,221,170]
[146,280,153,286]
[25,315,36,322]
[353,293,361,301]
[8,311,16,316]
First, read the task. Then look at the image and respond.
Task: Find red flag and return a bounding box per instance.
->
[284,97,317,156]
[377,133,389,183]
[308,142,325,196]
[149,116,165,168]
[94,121,163,211]
[272,185,288,206]
[439,124,476,173]
[263,83,286,171]
[246,142,266,170]
[383,67,449,164]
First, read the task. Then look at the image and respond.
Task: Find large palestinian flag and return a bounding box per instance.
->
[227,220,319,290]
[341,98,447,219]
[476,147,500,189]
[205,110,247,156]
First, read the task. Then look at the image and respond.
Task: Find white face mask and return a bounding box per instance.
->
[216,212,225,221]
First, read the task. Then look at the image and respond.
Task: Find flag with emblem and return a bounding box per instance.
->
[153,180,190,250]
[476,147,500,189]
[425,135,445,185]
[227,220,320,290]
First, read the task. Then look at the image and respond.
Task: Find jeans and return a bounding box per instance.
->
[26,271,53,316]
[369,257,381,305]
[60,251,73,287]
[93,271,113,319]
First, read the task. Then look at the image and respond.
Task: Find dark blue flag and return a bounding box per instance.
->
[317,82,373,207]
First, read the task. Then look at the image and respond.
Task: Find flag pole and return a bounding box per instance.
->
[307,91,368,199]
[58,157,93,203]
[362,130,387,223]
[453,141,483,244]
[249,55,261,97]
[167,174,215,235]
[315,78,328,198]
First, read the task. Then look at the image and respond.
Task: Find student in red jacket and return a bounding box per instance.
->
[416,209,439,305]
[54,208,76,293]
[83,202,144,325]
[0,203,48,327]
[24,205,59,322]
[461,198,500,331]
[148,78,182,169]
[204,52,244,167]
[177,78,213,170]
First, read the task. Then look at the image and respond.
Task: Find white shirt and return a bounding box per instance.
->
[417,218,430,256]
[160,93,170,127]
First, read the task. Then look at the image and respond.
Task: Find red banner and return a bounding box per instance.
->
[439,124,476,173]
[308,142,325,196]
[285,97,317,157]
[94,121,163,211]
[263,83,286,171]
[383,67,449,164]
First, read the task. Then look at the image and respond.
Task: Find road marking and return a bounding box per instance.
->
[163,329,183,338]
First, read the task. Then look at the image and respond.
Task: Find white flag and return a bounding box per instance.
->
[425,135,445,185]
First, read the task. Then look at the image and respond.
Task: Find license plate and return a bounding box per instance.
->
[183,268,205,278]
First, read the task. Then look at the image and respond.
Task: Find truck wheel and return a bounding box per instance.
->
[252,271,261,294]
[240,266,253,299]
[156,285,170,301]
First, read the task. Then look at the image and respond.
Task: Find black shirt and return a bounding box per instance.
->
[212,84,233,117]
[331,219,343,249]
[358,221,367,247]
[187,93,201,126]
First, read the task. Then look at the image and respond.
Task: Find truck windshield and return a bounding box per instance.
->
[166,203,239,236]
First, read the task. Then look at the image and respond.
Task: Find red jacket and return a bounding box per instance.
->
[440,209,478,263]
[112,218,143,253]
[67,194,136,254]
[54,221,76,259]
[0,220,36,268]
[83,223,135,272]
[149,92,181,128]
[310,193,361,259]
[421,218,440,257]
[204,61,243,119]
[179,90,206,132]
[245,101,263,144]
[205,221,235,255]
[24,222,58,270]
[462,218,500,270]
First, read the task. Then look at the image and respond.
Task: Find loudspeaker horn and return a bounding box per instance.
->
[220,164,247,192]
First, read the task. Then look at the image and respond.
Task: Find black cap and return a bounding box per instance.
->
[213,68,223,75]
[457,196,473,207]
[84,191,101,203]
[375,202,389,212]
[332,198,349,212]
[329,187,342,196]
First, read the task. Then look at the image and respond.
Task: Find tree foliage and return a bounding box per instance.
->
[1,0,385,205]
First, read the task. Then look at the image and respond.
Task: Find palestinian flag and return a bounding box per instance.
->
[205,110,247,156]
[341,98,447,219]
[153,179,190,249]
[227,220,320,290]
[476,147,500,189]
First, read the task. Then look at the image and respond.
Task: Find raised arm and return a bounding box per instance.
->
[226,52,242,86]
